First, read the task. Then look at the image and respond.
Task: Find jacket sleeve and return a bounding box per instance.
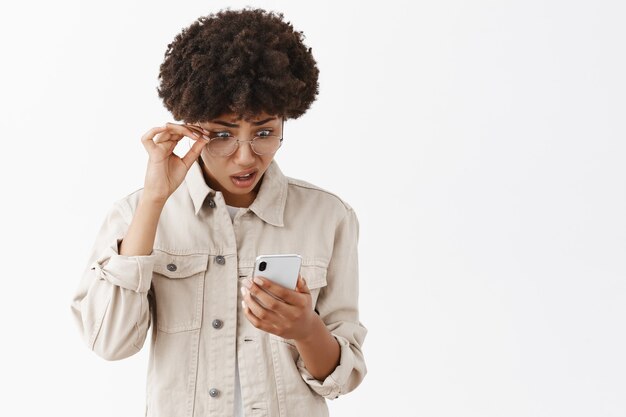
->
[70,198,157,361]
[297,208,368,399]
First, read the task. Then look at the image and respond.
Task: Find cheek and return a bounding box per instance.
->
[200,155,227,180]
[260,156,274,170]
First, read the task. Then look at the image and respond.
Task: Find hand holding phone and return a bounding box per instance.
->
[253,254,302,290]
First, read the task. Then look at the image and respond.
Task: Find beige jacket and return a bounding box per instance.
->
[71,160,367,417]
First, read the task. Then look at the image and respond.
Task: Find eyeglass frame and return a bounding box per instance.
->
[184,118,284,157]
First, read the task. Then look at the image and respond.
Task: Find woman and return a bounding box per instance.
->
[71,8,367,417]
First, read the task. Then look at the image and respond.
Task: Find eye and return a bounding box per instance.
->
[212,131,233,139]
[256,129,272,137]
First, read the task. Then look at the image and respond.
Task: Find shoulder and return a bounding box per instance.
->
[111,183,194,219]
[107,188,144,222]
[285,176,355,218]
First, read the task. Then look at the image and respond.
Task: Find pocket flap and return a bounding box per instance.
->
[300,265,327,289]
[237,266,253,278]
[153,252,209,279]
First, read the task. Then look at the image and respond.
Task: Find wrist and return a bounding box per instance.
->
[294,313,325,344]
[140,192,168,208]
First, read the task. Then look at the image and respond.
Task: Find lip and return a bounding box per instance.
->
[231,168,258,177]
[230,169,258,188]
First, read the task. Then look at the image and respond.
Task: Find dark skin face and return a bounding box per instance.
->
[194,111,283,207]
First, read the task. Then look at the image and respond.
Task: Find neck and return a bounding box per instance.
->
[223,191,257,208]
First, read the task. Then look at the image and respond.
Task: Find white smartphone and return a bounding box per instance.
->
[253,254,302,290]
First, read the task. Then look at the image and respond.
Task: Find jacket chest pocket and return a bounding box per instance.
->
[301,264,328,309]
[151,252,209,333]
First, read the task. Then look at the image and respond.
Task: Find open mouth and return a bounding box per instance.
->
[230,171,257,187]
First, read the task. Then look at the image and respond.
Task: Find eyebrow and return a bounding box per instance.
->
[211,117,276,128]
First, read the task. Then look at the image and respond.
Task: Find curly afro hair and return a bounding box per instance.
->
[157,8,320,123]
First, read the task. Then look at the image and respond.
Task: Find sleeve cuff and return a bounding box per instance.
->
[90,238,157,293]
[296,334,355,400]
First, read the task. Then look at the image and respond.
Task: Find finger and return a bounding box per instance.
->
[242,300,269,331]
[181,135,209,168]
[184,123,210,139]
[245,279,288,313]
[296,275,310,294]
[241,287,279,323]
[152,122,200,146]
[252,276,296,304]
[153,130,184,145]
[141,126,168,152]
[165,122,205,141]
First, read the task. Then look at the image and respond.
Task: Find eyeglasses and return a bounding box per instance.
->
[184,123,283,157]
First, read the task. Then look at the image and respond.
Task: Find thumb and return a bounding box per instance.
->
[181,136,209,168]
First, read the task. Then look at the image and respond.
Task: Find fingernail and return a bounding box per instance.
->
[202,135,210,141]
[241,287,249,297]
[191,131,200,138]
[241,300,247,310]
[242,279,252,289]
[253,277,263,286]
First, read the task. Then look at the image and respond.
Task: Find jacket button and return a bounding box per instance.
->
[212,319,223,329]
[166,263,177,272]
[209,388,219,398]
[208,199,216,208]
[215,255,225,265]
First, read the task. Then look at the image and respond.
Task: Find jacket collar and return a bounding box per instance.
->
[185,159,287,227]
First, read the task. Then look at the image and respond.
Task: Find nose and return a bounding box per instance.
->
[232,140,256,166]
